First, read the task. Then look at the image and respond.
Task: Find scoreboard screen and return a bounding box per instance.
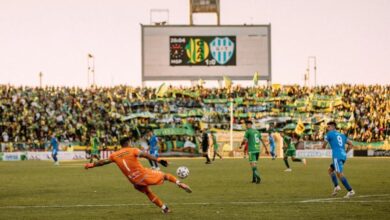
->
[169,36,236,66]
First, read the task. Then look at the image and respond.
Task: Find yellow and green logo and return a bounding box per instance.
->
[185,38,209,64]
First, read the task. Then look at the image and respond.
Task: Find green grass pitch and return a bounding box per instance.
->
[1,157,389,219]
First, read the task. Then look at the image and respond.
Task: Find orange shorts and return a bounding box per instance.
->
[133,169,165,186]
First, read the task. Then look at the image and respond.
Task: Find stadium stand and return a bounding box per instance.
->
[0,84,388,151]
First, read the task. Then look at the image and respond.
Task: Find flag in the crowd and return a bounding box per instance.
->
[107,91,113,102]
[156,83,169,97]
[272,84,281,90]
[253,72,259,86]
[76,102,82,110]
[223,76,232,88]
[295,119,305,135]
[349,113,355,122]
[198,78,205,86]
[136,92,144,101]
[199,121,207,130]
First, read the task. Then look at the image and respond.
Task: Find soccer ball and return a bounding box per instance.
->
[176,166,190,179]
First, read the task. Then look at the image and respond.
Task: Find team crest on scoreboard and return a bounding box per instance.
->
[185,38,210,64]
[210,37,235,65]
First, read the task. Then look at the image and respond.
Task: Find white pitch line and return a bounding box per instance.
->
[1,194,389,209]
[299,194,390,203]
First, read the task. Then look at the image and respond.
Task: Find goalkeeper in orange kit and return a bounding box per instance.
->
[84,137,192,214]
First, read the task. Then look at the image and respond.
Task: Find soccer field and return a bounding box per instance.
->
[1,157,389,220]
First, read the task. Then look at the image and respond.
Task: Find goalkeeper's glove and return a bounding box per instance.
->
[157,158,168,167]
[84,163,95,169]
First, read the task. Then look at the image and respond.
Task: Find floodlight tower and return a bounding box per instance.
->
[39,72,43,88]
[189,0,220,25]
[87,53,95,87]
[307,56,317,87]
[150,9,169,25]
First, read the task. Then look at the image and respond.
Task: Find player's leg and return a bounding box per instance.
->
[148,151,156,169]
[153,151,160,169]
[153,161,159,170]
[244,144,248,158]
[254,152,261,184]
[134,185,170,213]
[329,163,340,196]
[216,148,223,159]
[283,154,291,171]
[213,149,222,161]
[203,147,211,164]
[289,149,306,166]
[52,151,59,165]
[248,152,256,182]
[334,160,354,198]
[249,152,261,183]
[291,156,307,166]
[164,173,192,193]
[148,158,155,168]
[89,153,94,163]
[270,145,276,159]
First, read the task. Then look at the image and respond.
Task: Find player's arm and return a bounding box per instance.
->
[346,139,354,153]
[139,151,169,167]
[240,130,250,149]
[322,134,329,149]
[239,138,248,149]
[260,138,270,155]
[322,141,328,149]
[282,139,288,151]
[208,134,213,148]
[84,159,112,169]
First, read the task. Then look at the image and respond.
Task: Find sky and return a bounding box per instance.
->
[0,0,389,87]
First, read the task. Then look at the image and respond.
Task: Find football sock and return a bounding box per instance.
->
[283,158,290,168]
[340,176,352,191]
[292,158,302,162]
[161,204,168,211]
[146,191,163,208]
[135,186,164,208]
[252,167,260,179]
[330,172,338,187]
[53,155,58,162]
[148,159,154,167]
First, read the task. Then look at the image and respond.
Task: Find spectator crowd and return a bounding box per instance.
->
[0,84,388,151]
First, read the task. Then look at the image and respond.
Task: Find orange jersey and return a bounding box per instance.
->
[109,147,165,186]
[109,148,146,185]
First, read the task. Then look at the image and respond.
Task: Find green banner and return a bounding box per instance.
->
[351,141,385,148]
[203,99,228,104]
[175,109,203,117]
[122,112,156,121]
[154,128,195,136]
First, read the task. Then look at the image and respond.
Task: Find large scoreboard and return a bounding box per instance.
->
[142,25,271,81]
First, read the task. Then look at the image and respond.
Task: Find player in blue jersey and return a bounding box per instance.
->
[322,121,355,198]
[50,133,60,165]
[268,130,276,160]
[147,130,160,170]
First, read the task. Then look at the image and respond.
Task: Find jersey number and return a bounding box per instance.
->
[254,134,260,144]
[336,135,343,147]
